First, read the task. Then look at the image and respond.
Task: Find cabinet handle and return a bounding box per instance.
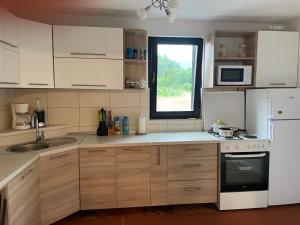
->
[87,149,106,153]
[0,82,19,85]
[70,52,107,57]
[0,40,17,49]
[183,164,202,168]
[123,148,143,152]
[157,147,161,165]
[28,83,49,86]
[184,187,202,192]
[71,84,107,87]
[270,83,286,86]
[184,148,202,152]
[49,153,69,160]
[20,168,33,180]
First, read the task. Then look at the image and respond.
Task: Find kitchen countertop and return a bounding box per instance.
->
[0,132,219,191]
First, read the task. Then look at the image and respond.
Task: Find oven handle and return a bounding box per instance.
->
[225,153,266,158]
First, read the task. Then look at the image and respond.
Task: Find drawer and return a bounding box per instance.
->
[168,144,217,157]
[168,156,217,181]
[168,180,217,205]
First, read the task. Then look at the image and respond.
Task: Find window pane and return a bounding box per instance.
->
[157,44,198,112]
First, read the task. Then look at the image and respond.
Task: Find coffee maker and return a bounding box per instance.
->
[11,104,31,130]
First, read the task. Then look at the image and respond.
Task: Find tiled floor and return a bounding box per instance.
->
[53,204,300,225]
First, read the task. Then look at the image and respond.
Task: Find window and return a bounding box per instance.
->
[148,37,203,119]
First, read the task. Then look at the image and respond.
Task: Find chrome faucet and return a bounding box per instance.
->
[31,112,44,143]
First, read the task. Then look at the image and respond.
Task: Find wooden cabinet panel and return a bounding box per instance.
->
[54,58,123,89]
[116,146,150,208]
[168,155,217,181]
[40,149,79,225]
[168,180,217,205]
[151,146,168,206]
[6,160,40,225]
[168,144,218,157]
[80,148,116,210]
[256,31,299,88]
[19,18,54,88]
[53,26,123,59]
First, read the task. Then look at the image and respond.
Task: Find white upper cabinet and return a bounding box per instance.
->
[256,31,299,88]
[0,7,19,51]
[0,7,20,87]
[19,19,54,88]
[53,25,123,59]
[53,25,124,89]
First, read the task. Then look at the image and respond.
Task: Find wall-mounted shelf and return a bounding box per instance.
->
[124,29,148,89]
[215,57,255,61]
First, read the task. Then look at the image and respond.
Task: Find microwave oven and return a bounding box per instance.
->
[217,65,252,86]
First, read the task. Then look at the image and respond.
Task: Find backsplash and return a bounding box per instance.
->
[0,88,203,133]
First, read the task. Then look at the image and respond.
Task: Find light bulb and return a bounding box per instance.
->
[137,6,151,20]
[167,0,179,12]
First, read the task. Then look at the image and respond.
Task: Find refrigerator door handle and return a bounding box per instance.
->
[268,99,274,119]
[269,123,274,141]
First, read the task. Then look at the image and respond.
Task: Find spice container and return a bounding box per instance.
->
[238,44,247,58]
[219,44,228,58]
[114,116,121,135]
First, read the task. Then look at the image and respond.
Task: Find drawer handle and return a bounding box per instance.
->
[20,168,33,180]
[28,83,49,86]
[0,39,17,48]
[123,148,142,152]
[184,148,202,152]
[87,149,106,153]
[70,52,107,57]
[184,187,202,192]
[183,164,202,168]
[270,83,286,86]
[71,84,107,87]
[0,82,19,85]
[49,153,69,160]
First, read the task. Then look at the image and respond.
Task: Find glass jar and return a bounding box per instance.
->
[238,44,247,58]
[219,44,228,58]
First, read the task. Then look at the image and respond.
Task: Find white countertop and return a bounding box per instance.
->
[0,132,219,191]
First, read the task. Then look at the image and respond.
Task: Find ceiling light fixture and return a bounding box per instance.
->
[137,0,179,23]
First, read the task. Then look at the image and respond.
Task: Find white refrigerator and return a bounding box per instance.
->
[246,88,300,206]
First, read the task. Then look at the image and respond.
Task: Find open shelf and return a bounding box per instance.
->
[124,59,147,64]
[215,57,255,61]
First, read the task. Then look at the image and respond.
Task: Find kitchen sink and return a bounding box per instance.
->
[7,137,77,153]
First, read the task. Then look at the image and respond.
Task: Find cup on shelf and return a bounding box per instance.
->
[126,48,134,59]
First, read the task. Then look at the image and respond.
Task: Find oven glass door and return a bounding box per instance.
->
[221,152,269,192]
[221,68,244,83]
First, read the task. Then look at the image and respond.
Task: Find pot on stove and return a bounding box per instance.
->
[218,127,234,137]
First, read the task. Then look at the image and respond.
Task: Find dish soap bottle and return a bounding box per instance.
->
[34,98,45,127]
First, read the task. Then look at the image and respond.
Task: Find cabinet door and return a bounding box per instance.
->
[116,146,150,208]
[40,149,79,225]
[53,26,123,59]
[0,47,5,82]
[256,31,299,88]
[151,146,167,206]
[54,58,123,89]
[6,160,40,225]
[19,19,54,88]
[80,148,116,209]
[3,9,19,49]
[4,49,20,84]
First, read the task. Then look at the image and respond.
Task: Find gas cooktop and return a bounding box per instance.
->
[208,131,259,140]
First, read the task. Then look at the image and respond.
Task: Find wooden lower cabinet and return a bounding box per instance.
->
[40,149,80,225]
[79,148,116,209]
[116,146,151,208]
[151,146,168,206]
[168,180,217,205]
[6,160,40,225]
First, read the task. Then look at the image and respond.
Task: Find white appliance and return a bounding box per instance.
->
[203,91,245,131]
[11,104,31,130]
[216,136,270,210]
[246,88,300,206]
[217,65,252,86]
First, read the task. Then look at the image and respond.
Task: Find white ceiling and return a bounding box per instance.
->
[4,0,300,22]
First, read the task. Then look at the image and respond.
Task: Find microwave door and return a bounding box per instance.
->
[218,68,244,85]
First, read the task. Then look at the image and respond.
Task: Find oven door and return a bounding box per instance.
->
[221,152,269,192]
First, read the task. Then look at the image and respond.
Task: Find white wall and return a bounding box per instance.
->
[288,18,300,87]
[24,14,280,37]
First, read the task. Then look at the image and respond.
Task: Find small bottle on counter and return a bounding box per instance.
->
[34,98,45,127]
[122,116,129,135]
[114,116,121,135]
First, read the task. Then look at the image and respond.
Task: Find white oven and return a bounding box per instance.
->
[217,65,252,86]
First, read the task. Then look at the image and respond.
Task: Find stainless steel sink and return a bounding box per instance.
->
[7,143,50,153]
[7,137,77,153]
[44,137,77,147]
